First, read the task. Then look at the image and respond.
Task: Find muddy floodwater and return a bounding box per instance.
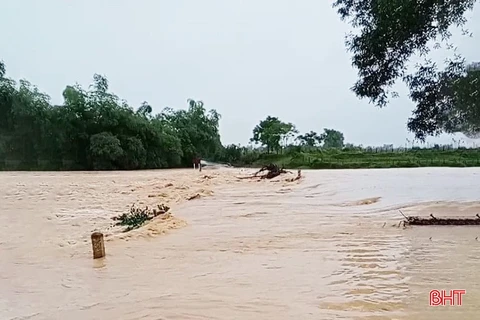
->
[1,168,480,320]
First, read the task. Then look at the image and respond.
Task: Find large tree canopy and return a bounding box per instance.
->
[251,116,297,153]
[333,0,479,139]
[321,128,345,149]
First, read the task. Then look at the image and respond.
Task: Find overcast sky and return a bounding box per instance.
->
[1,0,479,147]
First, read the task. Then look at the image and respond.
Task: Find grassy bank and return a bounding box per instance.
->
[237,148,480,169]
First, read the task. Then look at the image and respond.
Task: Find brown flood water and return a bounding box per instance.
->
[1,167,480,320]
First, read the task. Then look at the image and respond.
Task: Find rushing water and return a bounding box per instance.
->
[1,168,480,320]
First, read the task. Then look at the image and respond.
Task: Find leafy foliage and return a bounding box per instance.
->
[297,131,323,147]
[321,128,345,149]
[405,60,480,139]
[159,99,223,166]
[296,129,344,149]
[250,116,298,153]
[0,62,223,170]
[333,0,478,139]
[113,204,171,232]
[217,144,243,164]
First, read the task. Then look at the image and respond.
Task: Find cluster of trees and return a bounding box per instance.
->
[0,60,344,170]
[249,116,345,151]
[0,61,224,170]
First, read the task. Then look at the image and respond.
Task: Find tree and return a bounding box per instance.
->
[159,99,222,165]
[321,128,344,149]
[333,0,479,140]
[216,143,243,164]
[89,132,124,170]
[297,131,323,147]
[250,116,297,153]
[344,143,363,151]
[405,61,480,139]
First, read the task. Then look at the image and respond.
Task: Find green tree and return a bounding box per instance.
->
[297,131,323,147]
[321,128,344,149]
[406,61,480,139]
[159,99,222,165]
[118,136,147,169]
[89,132,124,170]
[250,116,297,153]
[333,0,478,139]
[216,143,243,164]
[4,79,52,165]
[344,143,363,151]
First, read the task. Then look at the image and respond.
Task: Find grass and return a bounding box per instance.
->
[239,148,480,169]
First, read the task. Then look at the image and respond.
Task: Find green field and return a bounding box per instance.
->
[238,148,480,169]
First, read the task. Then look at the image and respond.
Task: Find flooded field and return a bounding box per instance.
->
[1,168,480,319]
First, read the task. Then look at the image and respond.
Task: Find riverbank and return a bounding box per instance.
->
[238,148,480,169]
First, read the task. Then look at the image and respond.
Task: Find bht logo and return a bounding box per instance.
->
[429,289,466,306]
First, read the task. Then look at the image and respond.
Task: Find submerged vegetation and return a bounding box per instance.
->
[0,60,479,171]
[112,204,171,232]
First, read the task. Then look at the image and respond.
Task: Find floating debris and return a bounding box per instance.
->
[406,215,480,226]
[400,211,480,226]
[112,204,170,232]
[237,163,291,180]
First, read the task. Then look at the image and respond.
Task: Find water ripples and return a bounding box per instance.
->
[2,168,480,319]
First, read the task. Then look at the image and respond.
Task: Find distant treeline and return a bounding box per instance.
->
[1,60,478,171]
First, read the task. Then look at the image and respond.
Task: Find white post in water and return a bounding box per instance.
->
[91,232,105,259]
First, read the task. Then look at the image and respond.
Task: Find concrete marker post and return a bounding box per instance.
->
[91,232,105,259]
